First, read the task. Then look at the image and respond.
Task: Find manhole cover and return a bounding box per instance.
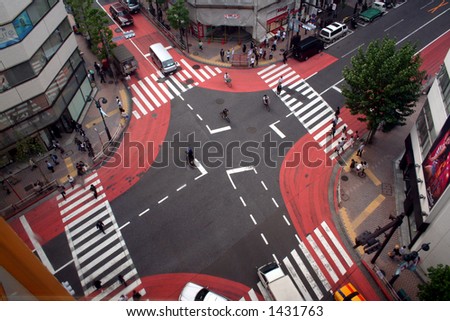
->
[114,28,121,33]
[216,98,225,105]
[156,78,165,83]
[247,127,257,133]
[381,183,393,196]
[341,175,349,181]
[186,78,194,85]
[192,65,200,70]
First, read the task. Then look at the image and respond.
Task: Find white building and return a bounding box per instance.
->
[0,0,90,164]
[399,49,450,271]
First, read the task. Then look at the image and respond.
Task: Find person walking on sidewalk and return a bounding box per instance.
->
[46,160,54,173]
[29,158,37,170]
[116,96,122,109]
[99,69,106,83]
[276,83,282,95]
[220,48,224,62]
[67,175,75,188]
[58,185,67,200]
[96,220,105,234]
[356,141,365,157]
[50,153,59,166]
[90,184,98,199]
[226,49,230,62]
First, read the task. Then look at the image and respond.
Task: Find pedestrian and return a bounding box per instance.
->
[94,62,101,74]
[119,294,128,301]
[198,39,203,51]
[118,274,127,286]
[355,130,360,142]
[116,96,122,109]
[350,159,356,171]
[96,220,105,234]
[89,69,95,82]
[338,137,346,153]
[220,48,224,62]
[94,279,102,290]
[356,141,365,157]
[278,76,283,86]
[259,47,263,59]
[276,29,281,40]
[250,55,255,68]
[58,185,66,200]
[399,245,407,256]
[361,161,368,174]
[282,30,286,41]
[255,52,259,66]
[132,290,142,301]
[67,175,75,188]
[242,43,247,53]
[348,135,355,148]
[330,126,336,138]
[50,153,59,165]
[389,244,401,258]
[29,158,37,170]
[46,160,54,173]
[250,40,255,50]
[276,83,282,95]
[331,117,337,127]
[269,48,273,60]
[283,51,288,64]
[341,125,347,138]
[99,69,106,83]
[121,110,129,119]
[272,38,277,51]
[332,2,337,18]
[226,49,230,62]
[335,106,340,117]
[90,184,98,199]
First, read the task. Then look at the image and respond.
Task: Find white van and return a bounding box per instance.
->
[319,22,348,43]
[149,43,178,75]
[372,1,387,13]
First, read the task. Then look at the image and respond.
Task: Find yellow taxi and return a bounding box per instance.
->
[334,283,366,301]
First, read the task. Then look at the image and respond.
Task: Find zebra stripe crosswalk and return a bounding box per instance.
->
[129,59,222,119]
[57,172,144,301]
[242,221,353,301]
[258,64,354,160]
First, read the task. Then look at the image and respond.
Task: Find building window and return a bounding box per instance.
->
[417,100,434,157]
[0,18,72,92]
[437,66,450,116]
[0,0,59,50]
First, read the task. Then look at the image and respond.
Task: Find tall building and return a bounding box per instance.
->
[0,0,90,165]
[400,49,450,270]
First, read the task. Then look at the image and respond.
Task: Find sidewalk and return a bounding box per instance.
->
[0,17,130,219]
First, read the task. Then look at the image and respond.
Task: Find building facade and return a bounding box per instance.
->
[400,50,450,270]
[0,0,90,165]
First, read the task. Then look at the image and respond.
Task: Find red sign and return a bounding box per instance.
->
[197,22,204,38]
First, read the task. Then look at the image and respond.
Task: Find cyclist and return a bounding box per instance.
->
[263,94,270,106]
[186,147,195,166]
[224,72,231,84]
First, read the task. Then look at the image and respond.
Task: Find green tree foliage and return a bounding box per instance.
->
[15,137,46,161]
[342,38,425,142]
[66,0,114,59]
[167,0,189,36]
[418,264,450,300]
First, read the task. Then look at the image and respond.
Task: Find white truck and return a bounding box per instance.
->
[257,262,304,301]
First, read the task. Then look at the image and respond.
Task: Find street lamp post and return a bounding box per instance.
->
[94,97,112,141]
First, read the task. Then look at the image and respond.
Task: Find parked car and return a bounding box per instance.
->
[319,22,348,43]
[109,2,133,27]
[292,36,324,61]
[179,282,229,301]
[119,0,140,14]
[359,7,383,23]
[334,283,366,301]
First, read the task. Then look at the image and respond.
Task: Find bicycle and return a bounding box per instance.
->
[220,109,230,123]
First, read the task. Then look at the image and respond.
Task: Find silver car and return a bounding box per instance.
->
[179,282,229,301]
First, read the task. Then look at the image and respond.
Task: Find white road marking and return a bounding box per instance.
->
[282,257,307,301]
[119,221,130,230]
[158,196,168,204]
[144,76,166,105]
[138,208,150,217]
[20,216,55,274]
[269,120,286,139]
[226,166,257,189]
[132,110,140,119]
[260,180,268,191]
[194,159,208,180]
[272,198,279,208]
[272,253,279,264]
[332,85,342,93]
[261,233,269,245]
[298,240,331,291]
[314,228,346,275]
[187,104,193,110]
[240,196,247,207]
[250,214,257,225]
[283,215,291,226]
[321,221,353,267]
[196,114,203,121]
[177,184,187,191]
[132,97,149,115]
[291,249,321,300]
[385,19,404,32]
[206,124,232,134]
[306,234,338,283]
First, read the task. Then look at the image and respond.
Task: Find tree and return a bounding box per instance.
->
[67,0,115,59]
[417,264,450,300]
[342,38,425,143]
[166,0,189,42]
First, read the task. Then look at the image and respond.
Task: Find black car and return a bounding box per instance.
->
[292,36,324,61]
[109,2,133,27]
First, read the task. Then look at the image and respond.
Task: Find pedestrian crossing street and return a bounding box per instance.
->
[258,64,354,160]
[57,172,144,301]
[240,221,353,301]
[130,58,223,119]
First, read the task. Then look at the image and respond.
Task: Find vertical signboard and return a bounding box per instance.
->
[423,115,450,208]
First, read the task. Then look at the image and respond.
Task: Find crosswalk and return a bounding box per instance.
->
[57,172,144,301]
[241,221,353,301]
[130,58,223,119]
[258,64,354,160]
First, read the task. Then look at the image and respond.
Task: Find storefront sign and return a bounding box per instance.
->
[224,14,240,19]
